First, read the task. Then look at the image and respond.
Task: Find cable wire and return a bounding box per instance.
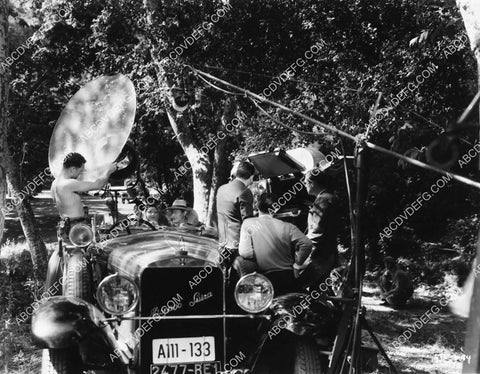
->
[251,99,325,136]
[195,72,244,96]
[189,66,480,190]
[198,63,345,89]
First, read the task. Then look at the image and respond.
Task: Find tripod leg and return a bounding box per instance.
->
[361,315,399,374]
[328,302,354,374]
[339,326,355,374]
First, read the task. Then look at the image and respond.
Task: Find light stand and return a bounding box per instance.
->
[328,140,399,374]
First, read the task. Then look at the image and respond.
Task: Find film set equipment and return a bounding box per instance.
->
[189,66,480,373]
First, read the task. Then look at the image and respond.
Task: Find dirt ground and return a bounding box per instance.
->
[0,193,469,373]
[361,285,467,374]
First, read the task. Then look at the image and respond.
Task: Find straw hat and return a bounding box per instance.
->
[167,199,189,211]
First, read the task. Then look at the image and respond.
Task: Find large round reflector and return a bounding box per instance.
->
[48,74,136,181]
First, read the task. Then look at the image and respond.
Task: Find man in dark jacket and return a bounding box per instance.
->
[216,161,255,266]
[299,168,339,289]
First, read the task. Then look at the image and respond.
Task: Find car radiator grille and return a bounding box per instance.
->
[139,267,224,372]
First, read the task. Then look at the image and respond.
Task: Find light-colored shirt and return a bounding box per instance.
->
[239,215,313,272]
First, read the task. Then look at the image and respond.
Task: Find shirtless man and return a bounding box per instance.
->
[46,152,117,293]
[51,152,117,221]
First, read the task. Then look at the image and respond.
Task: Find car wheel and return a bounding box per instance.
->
[63,250,91,300]
[293,338,324,374]
[254,336,325,374]
[42,250,91,374]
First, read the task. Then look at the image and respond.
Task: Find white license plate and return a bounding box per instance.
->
[150,362,221,374]
[152,336,215,364]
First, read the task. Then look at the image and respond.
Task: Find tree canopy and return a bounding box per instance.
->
[4,0,480,271]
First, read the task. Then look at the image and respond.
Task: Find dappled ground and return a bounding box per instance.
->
[0,194,470,373]
[362,285,466,374]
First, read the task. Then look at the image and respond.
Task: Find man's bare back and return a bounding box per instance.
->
[51,177,85,218]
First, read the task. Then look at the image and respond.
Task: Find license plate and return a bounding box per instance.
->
[150,362,221,374]
[152,336,216,364]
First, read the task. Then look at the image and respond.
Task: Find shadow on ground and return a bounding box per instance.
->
[362,284,466,374]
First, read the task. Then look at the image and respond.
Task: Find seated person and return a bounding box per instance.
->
[237,192,313,296]
[379,256,414,308]
[185,207,200,227]
[145,205,169,228]
[166,199,201,230]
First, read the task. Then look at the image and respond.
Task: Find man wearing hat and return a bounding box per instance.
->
[166,199,200,228]
[298,168,340,289]
[379,256,414,308]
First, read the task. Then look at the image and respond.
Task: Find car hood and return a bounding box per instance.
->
[103,229,221,281]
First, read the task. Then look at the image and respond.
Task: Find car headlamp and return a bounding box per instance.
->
[96,274,139,315]
[234,273,274,313]
[69,223,94,247]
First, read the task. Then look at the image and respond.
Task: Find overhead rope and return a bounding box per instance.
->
[196,73,244,96]
[198,64,478,141]
[189,65,480,190]
[198,63,355,90]
[251,98,327,136]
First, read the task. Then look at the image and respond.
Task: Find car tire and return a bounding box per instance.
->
[293,338,324,374]
[254,336,325,374]
[42,250,90,374]
[63,250,91,300]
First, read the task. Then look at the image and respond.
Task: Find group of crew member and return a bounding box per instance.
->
[215,160,340,293]
[48,155,337,295]
[47,152,413,306]
[216,160,414,305]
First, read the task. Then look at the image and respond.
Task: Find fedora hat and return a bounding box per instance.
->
[167,199,189,211]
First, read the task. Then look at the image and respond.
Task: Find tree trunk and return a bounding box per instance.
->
[16,198,48,281]
[190,146,211,223]
[143,0,226,225]
[457,1,480,373]
[7,166,48,281]
[206,126,229,228]
[165,109,212,223]
[0,0,8,245]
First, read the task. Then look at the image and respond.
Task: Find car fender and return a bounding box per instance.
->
[31,296,116,350]
[268,293,338,337]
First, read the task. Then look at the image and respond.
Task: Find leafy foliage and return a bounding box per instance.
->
[5,0,480,268]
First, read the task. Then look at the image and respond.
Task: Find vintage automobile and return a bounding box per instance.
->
[32,219,343,374]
